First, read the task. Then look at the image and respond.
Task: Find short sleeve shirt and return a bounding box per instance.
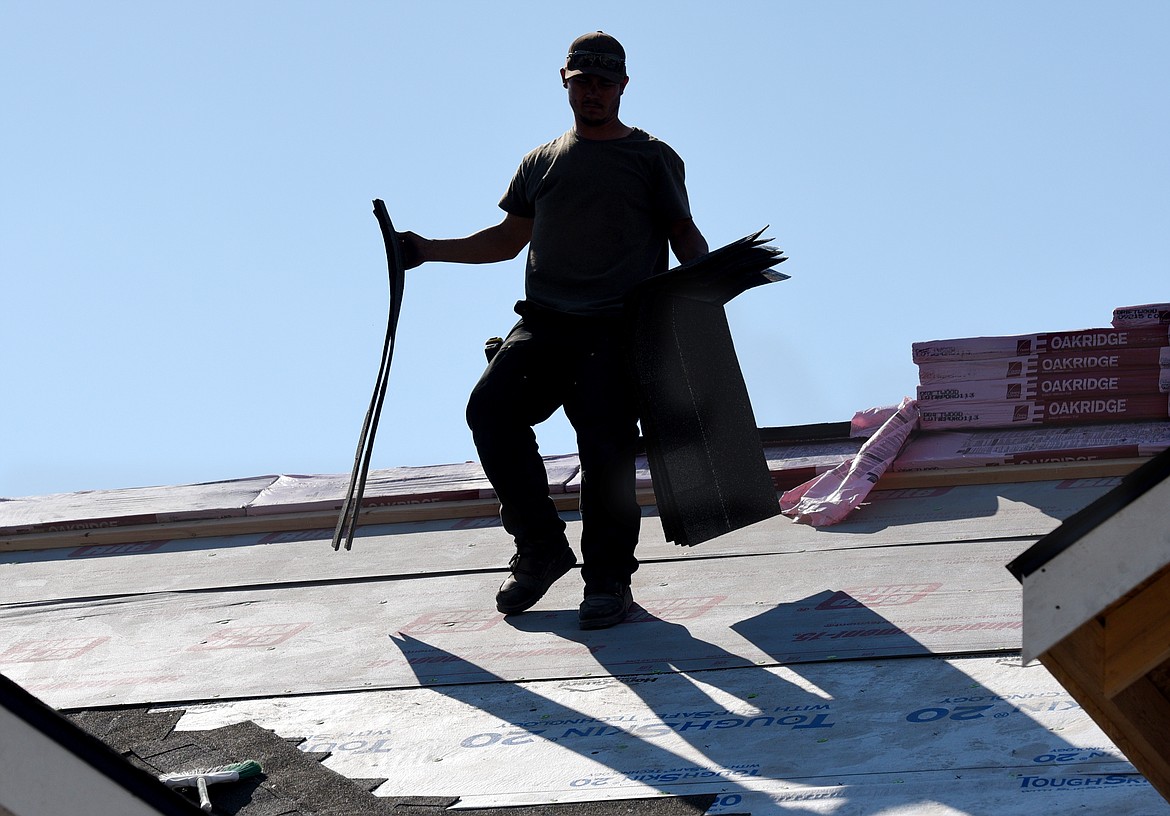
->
[499,128,693,316]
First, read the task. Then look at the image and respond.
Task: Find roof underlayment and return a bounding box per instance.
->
[4,424,1170,814]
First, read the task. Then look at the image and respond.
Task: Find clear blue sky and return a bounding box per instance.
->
[3,1,1167,498]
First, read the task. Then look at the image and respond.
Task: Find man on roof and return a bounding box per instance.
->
[400,31,709,629]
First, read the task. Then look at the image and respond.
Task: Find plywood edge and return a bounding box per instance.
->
[875,458,1145,489]
[0,489,667,553]
[0,459,1149,554]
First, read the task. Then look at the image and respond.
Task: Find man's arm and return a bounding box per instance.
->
[669,217,709,265]
[399,213,533,269]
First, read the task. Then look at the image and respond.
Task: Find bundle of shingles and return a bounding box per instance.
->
[912,303,1170,431]
[630,228,789,546]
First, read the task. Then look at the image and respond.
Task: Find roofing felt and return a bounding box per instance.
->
[0,477,1127,607]
[5,452,1170,814]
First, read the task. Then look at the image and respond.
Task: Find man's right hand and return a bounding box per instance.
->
[397,231,428,269]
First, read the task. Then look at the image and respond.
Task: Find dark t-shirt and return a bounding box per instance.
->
[499,128,693,316]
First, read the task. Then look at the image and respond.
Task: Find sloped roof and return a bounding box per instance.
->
[3,425,1170,814]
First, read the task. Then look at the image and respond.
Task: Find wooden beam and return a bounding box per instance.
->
[1041,621,1170,802]
[0,500,503,553]
[0,458,1148,554]
[1104,568,1170,697]
[0,489,665,553]
[874,458,1144,490]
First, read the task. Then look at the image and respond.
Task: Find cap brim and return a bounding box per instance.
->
[563,66,625,84]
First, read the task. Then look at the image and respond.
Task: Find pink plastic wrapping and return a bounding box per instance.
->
[780,397,920,526]
[849,404,901,437]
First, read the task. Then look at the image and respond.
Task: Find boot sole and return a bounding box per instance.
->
[578,610,629,630]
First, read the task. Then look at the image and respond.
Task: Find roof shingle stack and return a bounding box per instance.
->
[913,303,1170,431]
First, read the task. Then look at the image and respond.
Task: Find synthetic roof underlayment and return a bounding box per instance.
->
[4,301,1170,813]
[4,422,1170,815]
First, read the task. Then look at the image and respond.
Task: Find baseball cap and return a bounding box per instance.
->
[563,31,626,84]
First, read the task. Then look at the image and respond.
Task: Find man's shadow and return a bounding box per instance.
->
[389,591,1137,813]
[389,613,814,814]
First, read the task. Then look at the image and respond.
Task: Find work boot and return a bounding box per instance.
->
[495,547,576,615]
[578,579,633,630]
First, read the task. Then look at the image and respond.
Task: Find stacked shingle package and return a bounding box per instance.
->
[913,303,1170,430]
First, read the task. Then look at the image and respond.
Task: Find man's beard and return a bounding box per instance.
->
[577,105,618,127]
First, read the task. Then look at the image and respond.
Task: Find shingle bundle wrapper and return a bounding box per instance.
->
[780,397,920,526]
[627,229,789,547]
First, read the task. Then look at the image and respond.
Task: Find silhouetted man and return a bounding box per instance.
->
[401,31,708,628]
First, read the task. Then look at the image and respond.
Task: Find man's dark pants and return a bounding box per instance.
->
[466,300,641,591]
